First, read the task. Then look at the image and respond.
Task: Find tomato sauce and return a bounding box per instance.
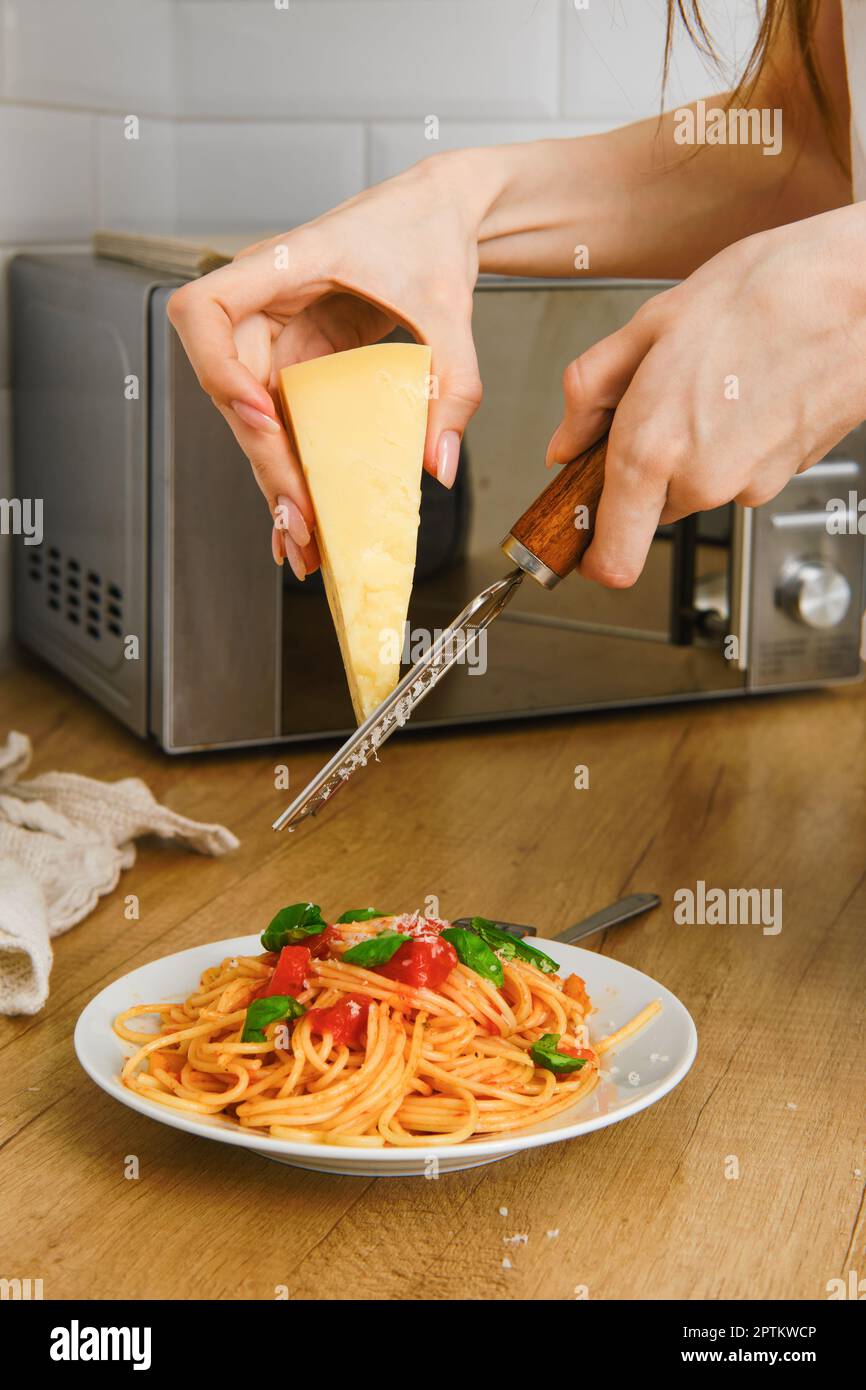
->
[377,936,458,990]
[307,995,371,1047]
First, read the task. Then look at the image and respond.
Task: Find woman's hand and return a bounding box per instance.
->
[546,203,866,588]
[167,153,494,579]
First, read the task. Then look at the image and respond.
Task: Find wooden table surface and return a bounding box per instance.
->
[1,657,863,1302]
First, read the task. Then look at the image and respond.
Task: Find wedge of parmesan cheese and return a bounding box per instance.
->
[278,343,431,723]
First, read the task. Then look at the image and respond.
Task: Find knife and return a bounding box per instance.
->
[452,892,661,943]
[273,432,607,832]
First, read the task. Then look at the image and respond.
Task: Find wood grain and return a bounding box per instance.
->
[0,654,864,1301]
[509,436,606,578]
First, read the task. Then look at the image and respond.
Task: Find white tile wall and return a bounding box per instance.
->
[97,115,176,231]
[0,106,95,242]
[369,117,614,185]
[1,0,176,115]
[0,0,759,659]
[175,120,366,232]
[561,0,756,120]
[175,0,561,120]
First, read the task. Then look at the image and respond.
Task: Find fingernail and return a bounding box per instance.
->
[545,428,564,468]
[435,430,460,488]
[271,525,284,566]
[275,494,311,547]
[231,399,281,435]
[283,531,306,583]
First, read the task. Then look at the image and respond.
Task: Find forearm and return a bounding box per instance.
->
[441,96,850,282]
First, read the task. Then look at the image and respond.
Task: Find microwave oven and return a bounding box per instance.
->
[9,253,865,752]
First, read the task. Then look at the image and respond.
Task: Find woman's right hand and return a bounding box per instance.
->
[167,153,489,580]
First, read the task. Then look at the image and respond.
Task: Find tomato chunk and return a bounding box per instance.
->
[377,937,458,991]
[309,926,338,959]
[559,1044,595,1061]
[307,995,370,1047]
[261,945,311,998]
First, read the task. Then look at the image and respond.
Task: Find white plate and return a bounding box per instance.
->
[75,934,697,1175]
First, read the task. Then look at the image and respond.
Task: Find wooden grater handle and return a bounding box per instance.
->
[501,434,608,588]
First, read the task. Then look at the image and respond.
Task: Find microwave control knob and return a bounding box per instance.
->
[778,559,851,629]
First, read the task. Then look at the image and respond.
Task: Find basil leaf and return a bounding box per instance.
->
[261,902,327,952]
[530,1033,588,1075]
[468,916,558,975]
[441,927,504,988]
[336,908,386,923]
[342,932,410,967]
[242,994,305,1044]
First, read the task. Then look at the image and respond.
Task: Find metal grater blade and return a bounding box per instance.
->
[273,568,524,833]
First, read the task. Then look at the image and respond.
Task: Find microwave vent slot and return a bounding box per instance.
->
[25,544,124,642]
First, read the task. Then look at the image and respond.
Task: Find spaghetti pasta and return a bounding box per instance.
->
[114,910,661,1148]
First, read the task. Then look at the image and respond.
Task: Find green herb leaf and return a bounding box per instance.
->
[241,994,305,1044]
[468,916,558,975]
[342,932,410,968]
[530,1033,588,1075]
[441,927,504,988]
[336,908,387,923]
[261,902,327,952]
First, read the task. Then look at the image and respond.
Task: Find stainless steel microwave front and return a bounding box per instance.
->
[11,256,864,753]
[149,275,864,751]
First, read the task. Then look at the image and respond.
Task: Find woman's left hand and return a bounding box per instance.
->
[546,203,866,588]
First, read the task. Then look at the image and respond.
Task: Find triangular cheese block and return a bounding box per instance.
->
[279,343,431,723]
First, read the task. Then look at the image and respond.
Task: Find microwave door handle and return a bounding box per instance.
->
[730,504,753,672]
[669,513,698,646]
[501,434,719,659]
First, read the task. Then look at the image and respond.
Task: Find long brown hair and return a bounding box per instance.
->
[665,0,847,168]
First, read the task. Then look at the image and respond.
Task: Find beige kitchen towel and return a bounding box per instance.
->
[0,731,239,1016]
